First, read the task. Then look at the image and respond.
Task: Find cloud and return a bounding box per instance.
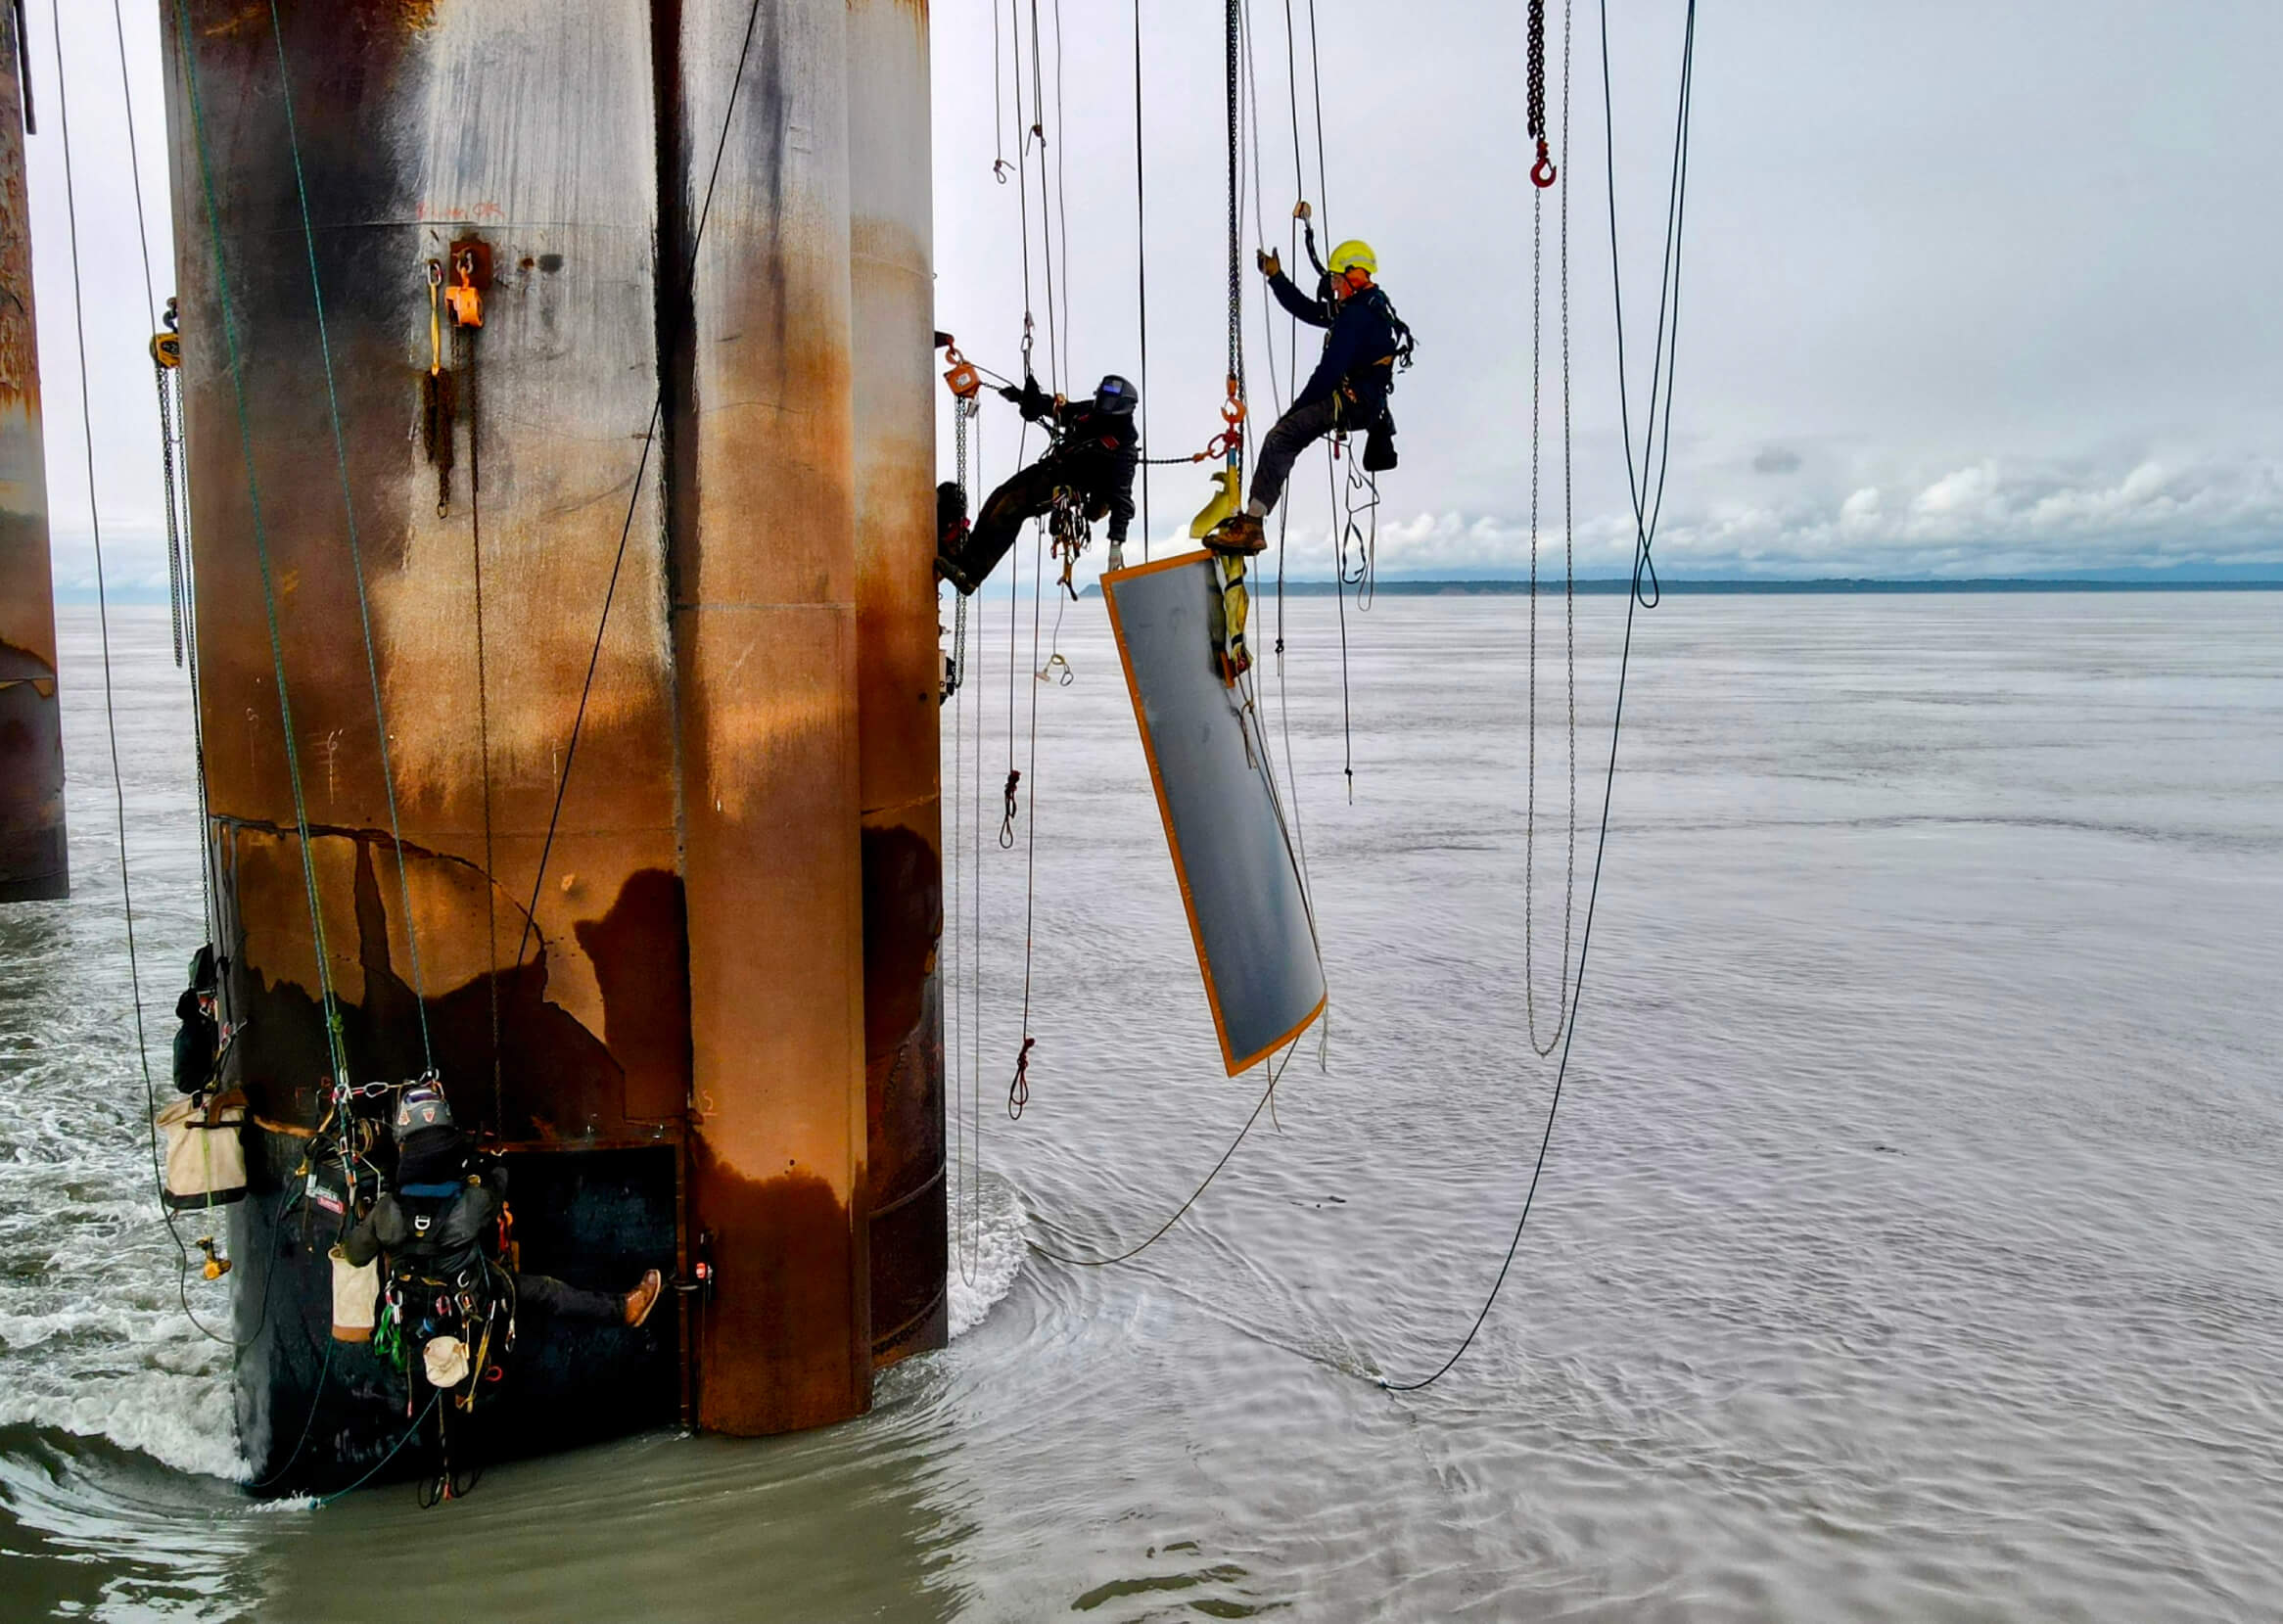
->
[1315,448,2283,579]
[1751,446,1802,476]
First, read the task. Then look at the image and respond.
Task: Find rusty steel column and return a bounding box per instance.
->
[669,0,873,1433]
[164,1,687,1480]
[848,0,946,1367]
[0,14,65,905]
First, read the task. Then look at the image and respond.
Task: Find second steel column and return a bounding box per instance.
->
[671,0,873,1433]
[0,13,65,905]
[848,0,947,1367]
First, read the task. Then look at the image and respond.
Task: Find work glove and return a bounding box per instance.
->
[1256,248,1281,278]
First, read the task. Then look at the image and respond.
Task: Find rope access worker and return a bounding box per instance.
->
[935,372,1141,594]
[170,945,229,1096]
[1206,238,1409,556]
[342,1085,663,1335]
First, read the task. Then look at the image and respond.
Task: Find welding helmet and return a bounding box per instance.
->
[393,1082,454,1141]
[1094,374,1140,416]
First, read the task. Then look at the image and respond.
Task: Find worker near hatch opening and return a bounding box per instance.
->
[936,372,1142,594]
[1207,238,1408,556]
[341,1084,663,1330]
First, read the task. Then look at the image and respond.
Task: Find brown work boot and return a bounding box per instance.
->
[623,1269,663,1328]
[1204,512,1267,556]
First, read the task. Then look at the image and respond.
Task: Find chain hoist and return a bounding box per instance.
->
[1527,0,1558,187]
[150,297,190,669]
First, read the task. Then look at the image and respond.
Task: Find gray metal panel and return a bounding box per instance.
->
[1104,552,1326,1074]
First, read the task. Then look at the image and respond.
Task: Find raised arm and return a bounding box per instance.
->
[1267,267,1333,329]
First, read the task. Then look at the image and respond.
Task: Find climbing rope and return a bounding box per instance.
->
[62,2,233,1345]
[264,0,436,1075]
[1131,0,1151,562]
[1005,509,1049,1120]
[168,0,403,1350]
[1028,1036,1303,1269]
[1379,0,1695,1395]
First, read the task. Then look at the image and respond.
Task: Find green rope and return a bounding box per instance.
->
[262,0,435,1075]
[170,0,352,1092]
[312,1393,439,1508]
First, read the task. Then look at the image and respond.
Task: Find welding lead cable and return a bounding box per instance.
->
[1378,0,1694,1395]
[509,0,772,975]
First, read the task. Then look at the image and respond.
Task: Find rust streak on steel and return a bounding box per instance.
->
[847,0,946,1367]
[0,1,65,905]
[671,0,873,1434]
[164,0,685,1481]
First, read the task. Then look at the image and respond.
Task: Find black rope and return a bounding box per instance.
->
[1380,0,1695,1395]
[56,0,185,1335]
[1303,0,1330,227]
[1029,1038,1302,1268]
[1051,0,1073,386]
[508,0,769,980]
[1132,0,1150,561]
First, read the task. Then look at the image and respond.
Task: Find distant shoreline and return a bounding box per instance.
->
[1237,577,2283,596]
[58,576,2283,608]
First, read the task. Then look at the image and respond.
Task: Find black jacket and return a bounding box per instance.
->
[1011,380,1141,543]
[1268,271,1403,421]
[170,991,217,1095]
[342,1166,506,1283]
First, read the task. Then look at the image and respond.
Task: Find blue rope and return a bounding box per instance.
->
[261,0,435,1075]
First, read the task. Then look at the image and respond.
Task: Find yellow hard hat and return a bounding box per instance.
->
[1328,239,1377,276]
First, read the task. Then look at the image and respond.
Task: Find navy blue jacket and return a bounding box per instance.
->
[1268,271,1403,421]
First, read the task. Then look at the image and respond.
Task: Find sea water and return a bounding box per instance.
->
[2,590,2279,1621]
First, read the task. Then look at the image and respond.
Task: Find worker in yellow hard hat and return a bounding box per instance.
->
[1207,236,1413,556]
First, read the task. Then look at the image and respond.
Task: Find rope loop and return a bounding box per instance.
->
[1006,1036,1035,1119]
[999,767,1022,849]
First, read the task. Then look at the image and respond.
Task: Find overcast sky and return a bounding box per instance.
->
[28,1,2283,595]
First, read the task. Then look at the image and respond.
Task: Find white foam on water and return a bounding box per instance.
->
[0,1364,244,1482]
[947,1173,1027,1339]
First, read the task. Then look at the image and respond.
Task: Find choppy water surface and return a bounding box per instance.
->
[3,591,2281,1621]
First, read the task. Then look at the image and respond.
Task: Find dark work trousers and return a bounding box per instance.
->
[512,1273,622,1322]
[1248,394,1343,516]
[957,461,1069,587]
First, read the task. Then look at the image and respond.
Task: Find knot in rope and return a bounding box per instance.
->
[1007,1036,1035,1120]
[999,767,1022,849]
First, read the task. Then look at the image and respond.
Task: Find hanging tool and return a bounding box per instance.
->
[444,251,483,327]
[420,260,455,516]
[445,237,492,328]
[940,336,983,400]
[196,1234,231,1280]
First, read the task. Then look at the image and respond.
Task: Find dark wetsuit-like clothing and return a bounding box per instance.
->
[953,381,1141,588]
[171,992,218,1095]
[342,1166,621,1322]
